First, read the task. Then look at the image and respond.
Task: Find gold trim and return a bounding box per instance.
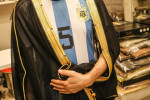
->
[84,88,96,100]
[107,95,118,99]
[31,0,70,65]
[86,0,112,81]
[58,63,71,79]
[13,1,26,100]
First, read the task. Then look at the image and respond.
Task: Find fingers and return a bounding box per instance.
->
[50,80,79,94]
[51,79,66,86]
[53,87,67,92]
[58,70,75,77]
[60,92,70,94]
[53,87,78,94]
[50,83,64,89]
[50,70,84,94]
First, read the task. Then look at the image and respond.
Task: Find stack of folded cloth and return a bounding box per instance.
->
[115,38,150,95]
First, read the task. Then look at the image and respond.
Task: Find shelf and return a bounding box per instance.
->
[0,0,17,6]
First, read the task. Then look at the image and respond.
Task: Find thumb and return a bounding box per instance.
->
[58,70,74,77]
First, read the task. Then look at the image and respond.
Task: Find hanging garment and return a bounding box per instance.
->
[11,0,120,100]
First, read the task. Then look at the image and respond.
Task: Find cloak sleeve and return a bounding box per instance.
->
[11,0,62,100]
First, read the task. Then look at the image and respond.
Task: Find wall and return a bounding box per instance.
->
[103,0,124,13]
[132,0,145,12]
[143,0,150,6]
[0,3,15,50]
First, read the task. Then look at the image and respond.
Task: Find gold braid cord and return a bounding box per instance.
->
[13,1,27,100]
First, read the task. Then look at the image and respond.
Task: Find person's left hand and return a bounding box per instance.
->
[50,70,94,94]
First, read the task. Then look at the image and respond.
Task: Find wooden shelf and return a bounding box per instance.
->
[0,0,17,6]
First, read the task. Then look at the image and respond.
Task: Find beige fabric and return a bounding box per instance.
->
[115,65,150,81]
[120,38,148,48]
[132,48,150,59]
[132,56,150,66]
[118,52,132,62]
[120,40,150,54]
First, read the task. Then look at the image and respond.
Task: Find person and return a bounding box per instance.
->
[11,0,120,100]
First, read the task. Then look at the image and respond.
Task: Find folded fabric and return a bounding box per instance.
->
[118,52,132,62]
[115,60,141,73]
[131,48,150,59]
[117,80,150,95]
[120,40,150,54]
[117,56,150,67]
[120,38,148,48]
[117,73,150,87]
[132,56,150,66]
[115,65,150,80]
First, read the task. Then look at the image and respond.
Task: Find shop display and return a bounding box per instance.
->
[115,22,150,95]
[114,22,150,40]
[134,6,150,25]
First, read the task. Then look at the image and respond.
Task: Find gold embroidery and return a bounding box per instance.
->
[84,88,96,100]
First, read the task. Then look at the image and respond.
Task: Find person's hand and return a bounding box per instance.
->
[50,54,107,94]
[50,70,94,94]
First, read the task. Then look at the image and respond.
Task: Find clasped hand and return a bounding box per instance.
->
[50,70,94,94]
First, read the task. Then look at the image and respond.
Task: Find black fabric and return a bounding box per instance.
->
[118,74,150,87]
[11,0,120,100]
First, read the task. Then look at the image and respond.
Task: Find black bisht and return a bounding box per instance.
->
[11,0,120,100]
